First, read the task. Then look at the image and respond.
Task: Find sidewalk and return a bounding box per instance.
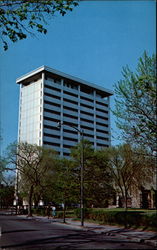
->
[19,215,157,248]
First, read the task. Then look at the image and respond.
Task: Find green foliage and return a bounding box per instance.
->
[0,156,7,183]
[55,210,63,218]
[84,150,115,207]
[141,213,157,228]
[54,210,74,218]
[74,207,92,218]
[76,208,157,228]
[103,144,155,209]
[54,158,79,204]
[6,142,57,216]
[113,51,157,152]
[32,207,46,216]
[0,155,15,186]
[71,140,115,207]
[0,0,79,50]
[0,184,15,207]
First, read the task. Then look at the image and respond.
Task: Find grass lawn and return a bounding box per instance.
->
[91,208,157,213]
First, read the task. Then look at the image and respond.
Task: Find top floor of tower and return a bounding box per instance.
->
[16,65,113,99]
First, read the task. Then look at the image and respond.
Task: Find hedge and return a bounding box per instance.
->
[32,207,46,216]
[74,208,157,228]
[32,208,74,218]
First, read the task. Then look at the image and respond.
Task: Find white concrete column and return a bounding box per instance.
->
[107,96,111,147]
[17,84,22,143]
[40,72,45,146]
[93,90,97,150]
[78,85,81,142]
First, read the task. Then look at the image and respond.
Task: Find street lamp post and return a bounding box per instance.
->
[57,122,84,226]
[14,170,19,215]
[80,129,84,227]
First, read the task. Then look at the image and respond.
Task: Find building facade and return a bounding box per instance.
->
[17,66,113,157]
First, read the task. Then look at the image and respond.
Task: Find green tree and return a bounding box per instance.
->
[105,144,155,209]
[0,0,79,50]
[113,51,157,152]
[86,150,115,208]
[40,171,57,206]
[0,184,15,208]
[7,142,57,216]
[0,156,7,184]
[0,171,15,208]
[0,155,15,185]
[71,139,94,207]
[55,158,79,222]
[71,140,114,207]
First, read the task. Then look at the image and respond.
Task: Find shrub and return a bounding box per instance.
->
[56,211,63,218]
[32,207,46,216]
[141,213,157,228]
[74,208,157,228]
[74,208,92,218]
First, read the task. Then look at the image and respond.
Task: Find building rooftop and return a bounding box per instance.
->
[16,65,113,97]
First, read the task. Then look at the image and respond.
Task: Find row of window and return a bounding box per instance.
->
[44,128,109,141]
[44,83,109,105]
[44,118,108,131]
[44,125,78,135]
[44,97,108,114]
[44,116,109,132]
[45,78,77,91]
[46,77,78,90]
[43,131,109,141]
[43,141,109,148]
[44,133,78,142]
[43,141,74,149]
[44,108,108,123]
[45,84,60,93]
[44,90,108,108]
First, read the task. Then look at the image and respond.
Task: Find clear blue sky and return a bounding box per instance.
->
[0,0,156,155]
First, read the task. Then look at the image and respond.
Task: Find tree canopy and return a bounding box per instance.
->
[7,142,57,216]
[0,0,79,50]
[0,156,7,184]
[71,140,115,207]
[104,144,155,208]
[113,51,157,153]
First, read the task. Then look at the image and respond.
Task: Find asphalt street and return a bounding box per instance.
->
[0,214,156,249]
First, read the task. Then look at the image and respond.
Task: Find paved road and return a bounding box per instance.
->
[0,214,155,249]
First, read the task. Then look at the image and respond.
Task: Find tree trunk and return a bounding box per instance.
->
[34,194,40,208]
[63,202,66,223]
[124,188,128,228]
[125,192,128,210]
[28,185,34,217]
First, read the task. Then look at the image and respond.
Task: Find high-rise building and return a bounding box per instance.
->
[16,66,113,157]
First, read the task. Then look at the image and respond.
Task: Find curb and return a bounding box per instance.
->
[144,239,157,247]
[51,221,89,231]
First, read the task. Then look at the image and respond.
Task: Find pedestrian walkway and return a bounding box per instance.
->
[18,215,157,248]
